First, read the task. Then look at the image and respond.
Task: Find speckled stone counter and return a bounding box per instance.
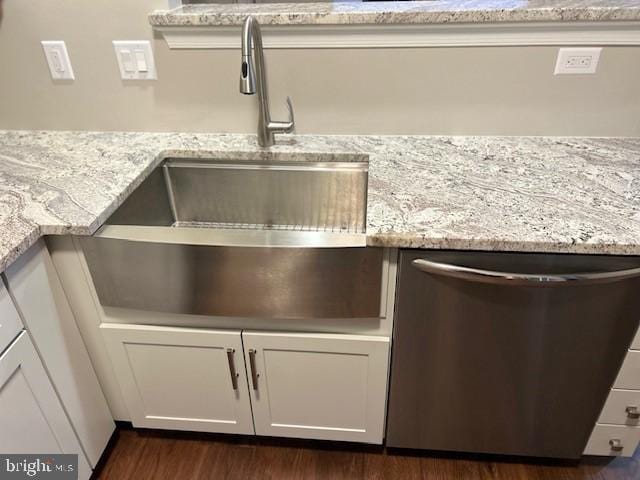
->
[1,131,640,272]
[149,0,640,27]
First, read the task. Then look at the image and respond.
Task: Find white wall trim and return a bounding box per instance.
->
[156,21,640,49]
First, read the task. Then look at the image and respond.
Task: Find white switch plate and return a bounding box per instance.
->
[554,47,602,75]
[41,41,75,80]
[113,41,157,80]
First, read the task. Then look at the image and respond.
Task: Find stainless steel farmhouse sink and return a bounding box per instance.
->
[80,155,384,320]
[99,156,370,247]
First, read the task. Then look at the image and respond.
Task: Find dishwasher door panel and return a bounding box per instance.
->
[386,250,640,459]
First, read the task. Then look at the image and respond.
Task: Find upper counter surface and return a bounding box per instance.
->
[1,131,640,272]
[149,0,640,27]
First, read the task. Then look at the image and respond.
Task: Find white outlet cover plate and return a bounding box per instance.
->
[554,47,602,75]
[41,41,75,80]
[113,41,157,80]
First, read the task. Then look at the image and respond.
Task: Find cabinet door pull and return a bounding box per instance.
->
[249,349,259,390]
[625,405,640,419]
[609,438,624,452]
[226,348,239,390]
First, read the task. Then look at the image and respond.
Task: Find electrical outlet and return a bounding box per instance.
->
[113,41,157,80]
[554,47,602,75]
[41,41,75,80]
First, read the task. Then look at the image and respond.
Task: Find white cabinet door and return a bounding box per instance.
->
[242,331,390,444]
[0,332,92,479]
[0,279,22,353]
[101,323,254,434]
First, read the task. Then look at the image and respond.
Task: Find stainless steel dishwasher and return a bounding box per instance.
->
[387,250,640,459]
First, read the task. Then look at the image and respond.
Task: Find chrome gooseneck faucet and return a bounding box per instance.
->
[240,16,295,147]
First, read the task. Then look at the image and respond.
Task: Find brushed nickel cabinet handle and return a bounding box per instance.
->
[249,349,259,390]
[626,405,640,419]
[226,348,239,390]
[609,438,624,452]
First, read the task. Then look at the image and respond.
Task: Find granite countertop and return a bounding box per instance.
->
[149,0,640,27]
[1,131,640,272]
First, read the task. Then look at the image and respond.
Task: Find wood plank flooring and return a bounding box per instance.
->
[94,427,640,480]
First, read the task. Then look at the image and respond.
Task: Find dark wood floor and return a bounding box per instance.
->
[94,427,640,480]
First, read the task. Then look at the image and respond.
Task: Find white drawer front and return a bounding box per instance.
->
[584,424,640,457]
[632,326,640,350]
[598,389,640,426]
[0,281,23,352]
[614,351,640,390]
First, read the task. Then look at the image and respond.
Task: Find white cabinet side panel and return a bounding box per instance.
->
[0,278,23,352]
[5,239,114,467]
[47,235,129,420]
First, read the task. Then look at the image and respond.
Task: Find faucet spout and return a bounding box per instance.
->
[239,16,295,147]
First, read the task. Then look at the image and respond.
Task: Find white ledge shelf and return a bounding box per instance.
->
[154,21,640,49]
[149,0,640,48]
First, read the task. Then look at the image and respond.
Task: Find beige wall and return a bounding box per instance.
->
[0,0,639,136]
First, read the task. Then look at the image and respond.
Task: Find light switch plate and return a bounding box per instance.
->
[113,41,157,80]
[554,47,602,75]
[41,41,75,80]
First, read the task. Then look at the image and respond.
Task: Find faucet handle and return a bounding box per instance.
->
[286,96,294,124]
[268,96,295,134]
[285,96,295,133]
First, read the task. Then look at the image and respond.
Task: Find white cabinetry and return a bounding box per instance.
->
[631,327,640,350]
[102,324,254,434]
[0,332,92,479]
[5,240,114,467]
[597,390,640,426]
[584,424,640,456]
[243,331,389,443]
[48,239,396,445]
[0,280,22,352]
[614,351,640,390]
[584,325,640,457]
[102,324,390,444]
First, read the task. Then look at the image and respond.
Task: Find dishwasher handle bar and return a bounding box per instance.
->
[411,258,640,287]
